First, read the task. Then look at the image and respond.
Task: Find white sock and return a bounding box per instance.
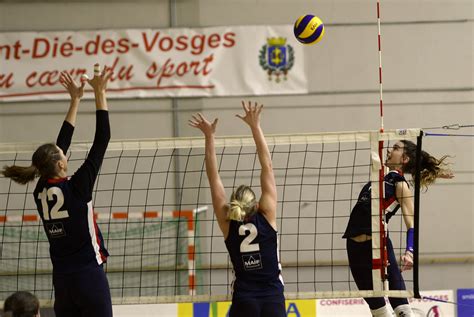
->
[394,304,414,317]
[371,305,392,317]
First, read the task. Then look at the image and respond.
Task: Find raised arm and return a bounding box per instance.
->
[189,113,229,238]
[396,181,414,272]
[70,64,112,201]
[88,63,109,112]
[56,72,86,153]
[236,101,277,228]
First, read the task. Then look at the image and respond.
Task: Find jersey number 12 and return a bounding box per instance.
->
[38,187,70,220]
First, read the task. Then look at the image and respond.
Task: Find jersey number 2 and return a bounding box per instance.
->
[239,223,260,253]
[38,187,69,220]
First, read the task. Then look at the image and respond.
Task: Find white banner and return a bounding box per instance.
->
[0,26,307,102]
[316,290,456,317]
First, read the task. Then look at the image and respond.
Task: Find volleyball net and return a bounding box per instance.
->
[0,128,422,305]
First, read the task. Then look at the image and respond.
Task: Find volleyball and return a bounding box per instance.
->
[293,14,325,45]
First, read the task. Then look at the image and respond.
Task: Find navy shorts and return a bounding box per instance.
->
[229,294,286,317]
[53,264,112,317]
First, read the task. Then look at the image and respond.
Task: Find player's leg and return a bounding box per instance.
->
[346,238,389,315]
[386,238,413,317]
[260,294,286,317]
[228,298,261,317]
[71,264,113,317]
[52,272,81,317]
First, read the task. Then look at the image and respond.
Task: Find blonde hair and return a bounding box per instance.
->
[229,185,257,221]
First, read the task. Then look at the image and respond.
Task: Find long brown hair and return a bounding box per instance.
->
[400,140,450,189]
[1,143,61,185]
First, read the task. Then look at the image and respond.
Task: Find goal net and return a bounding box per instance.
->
[0,128,422,305]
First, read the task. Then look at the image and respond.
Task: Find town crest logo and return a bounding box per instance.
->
[259,37,294,82]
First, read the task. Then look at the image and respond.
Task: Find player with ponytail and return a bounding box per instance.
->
[189,101,285,317]
[2,65,114,317]
[343,140,452,317]
[3,143,65,185]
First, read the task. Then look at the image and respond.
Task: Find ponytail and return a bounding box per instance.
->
[418,153,450,188]
[1,165,38,185]
[400,140,451,189]
[229,185,257,221]
[229,200,247,222]
[1,143,61,185]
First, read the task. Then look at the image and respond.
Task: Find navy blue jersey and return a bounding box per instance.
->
[225,212,284,300]
[343,170,407,238]
[33,110,110,274]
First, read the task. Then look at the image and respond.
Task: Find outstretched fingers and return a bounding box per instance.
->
[59,71,85,99]
[102,67,113,82]
[189,113,206,127]
[87,64,113,92]
[188,113,218,135]
[236,100,264,126]
[59,72,73,88]
[188,113,202,127]
[60,71,71,83]
[59,75,69,90]
[242,100,250,112]
[236,100,251,120]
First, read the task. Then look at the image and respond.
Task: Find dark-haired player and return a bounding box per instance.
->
[2,65,114,317]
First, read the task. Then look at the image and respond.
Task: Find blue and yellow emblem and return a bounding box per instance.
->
[259,37,294,82]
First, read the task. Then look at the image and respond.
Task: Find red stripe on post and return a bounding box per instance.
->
[188,245,195,260]
[372,258,382,270]
[188,275,195,290]
[173,210,194,230]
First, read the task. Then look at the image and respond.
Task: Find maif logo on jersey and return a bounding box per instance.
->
[47,222,66,238]
[242,253,263,270]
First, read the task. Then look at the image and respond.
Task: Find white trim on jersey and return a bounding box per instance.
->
[277,232,285,286]
[385,199,399,214]
[87,201,103,265]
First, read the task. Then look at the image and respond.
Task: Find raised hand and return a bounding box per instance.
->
[236,101,263,129]
[60,71,85,100]
[86,64,113,94]
[188,113,218,136]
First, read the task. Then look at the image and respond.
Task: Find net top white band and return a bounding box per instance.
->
[0,128,421,153]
